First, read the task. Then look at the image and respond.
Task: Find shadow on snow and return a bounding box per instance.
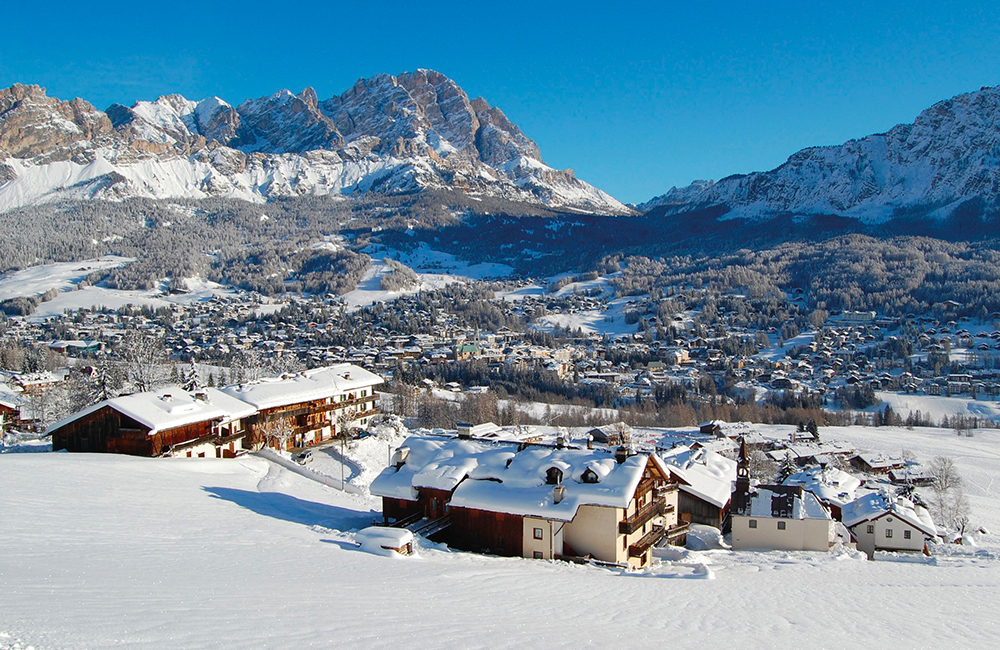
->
[203,486,375,530]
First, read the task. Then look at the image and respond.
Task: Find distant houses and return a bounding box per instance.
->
[47,364,382,457]
[370,433,687,568]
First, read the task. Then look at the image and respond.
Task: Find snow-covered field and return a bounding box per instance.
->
[0,257,134,302]
[875,391,1000,425]
[3,422,1000,649]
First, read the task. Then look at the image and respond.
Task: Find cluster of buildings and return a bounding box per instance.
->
[367,420,940,567]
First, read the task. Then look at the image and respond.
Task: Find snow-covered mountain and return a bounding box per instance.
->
[641,86,1000,223]
[0,71,629,215]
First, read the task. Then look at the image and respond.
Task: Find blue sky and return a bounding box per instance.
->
[4,1,999,204]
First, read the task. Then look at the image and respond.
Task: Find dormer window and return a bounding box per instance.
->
[545,467,563,485]
[581,468,600,484]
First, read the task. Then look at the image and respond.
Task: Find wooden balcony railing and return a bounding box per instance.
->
[628,525,666,558]
[619,499,671,535]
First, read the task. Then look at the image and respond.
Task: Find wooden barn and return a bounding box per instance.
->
[48,387,256,457]
[220,364,382,451]
[371,434,687,569]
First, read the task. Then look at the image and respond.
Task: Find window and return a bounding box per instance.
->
[886,529,893,538]
[904,530,911,540]
[777,521,786,530]
[533,551,543,559]
[533,527,543,540]
[748,519,757,529]
[867,525,874,534]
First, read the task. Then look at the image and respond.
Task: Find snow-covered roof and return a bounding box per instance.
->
[743,487,832,520]
[852,452,905,469]
[219,364,382,410]
[370,434,652,522]
[0,383,21,408]
[658,445,735,509]
[840,492,937,537]
[783,466,863,508]
[46,387,257,436]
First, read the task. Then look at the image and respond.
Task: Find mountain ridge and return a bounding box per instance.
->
[0,70,629,215]
[640,85,1000,223]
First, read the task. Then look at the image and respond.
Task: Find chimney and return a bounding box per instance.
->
[194,391,209,402]
[392,447,410,469]
[586,434,593,450]
[553,485,566,504]
[615,446,628,464]
[556,435,565,449]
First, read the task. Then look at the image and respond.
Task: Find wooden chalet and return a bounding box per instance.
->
[220,364,382,451]
[48,387,256,457]
[659,445,736,530]
[371,434,687,569]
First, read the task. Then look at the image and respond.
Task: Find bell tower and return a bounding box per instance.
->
[733,435,752,516]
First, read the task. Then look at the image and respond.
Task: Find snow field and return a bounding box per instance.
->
[0,423,998,649]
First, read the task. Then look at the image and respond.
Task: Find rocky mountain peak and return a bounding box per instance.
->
[0,72,629,215]
[642,84,1000,223]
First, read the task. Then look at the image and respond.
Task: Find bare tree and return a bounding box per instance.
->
[119,331,167,393]
[929,456,971,530]
[259,415,296,451]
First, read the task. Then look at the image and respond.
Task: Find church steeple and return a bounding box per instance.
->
[733,435,752,516]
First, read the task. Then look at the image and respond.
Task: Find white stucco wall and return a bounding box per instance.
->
[564,504,621,563]
[850,515,928,558]
[731,515,833,552]
[522,517,564,560]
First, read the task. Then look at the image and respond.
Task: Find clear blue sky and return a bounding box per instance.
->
[4,1,999,204]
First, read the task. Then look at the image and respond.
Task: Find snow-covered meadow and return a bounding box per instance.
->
[3,421,1000,649]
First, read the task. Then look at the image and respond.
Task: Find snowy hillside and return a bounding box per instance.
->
[0,73,629,215]
[641,86,1000,223]
[2,425,1000,649]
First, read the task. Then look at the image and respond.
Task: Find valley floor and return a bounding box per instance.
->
[2,426,1000,649]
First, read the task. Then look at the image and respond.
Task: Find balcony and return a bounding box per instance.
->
[628,525,666,558]
[619,499,672,535]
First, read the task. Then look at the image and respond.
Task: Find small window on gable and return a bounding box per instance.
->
[581,468,600,484]
[886,529,893,538]
[904,530,911,540]
[748,519,757,529]
[533,527,543,540]
[867,524,874,534]
[777,521,786,530]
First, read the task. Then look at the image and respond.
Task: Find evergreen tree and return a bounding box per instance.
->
[777,453,798,483]
[180,360,201,392]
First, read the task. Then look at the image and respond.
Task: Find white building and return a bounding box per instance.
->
[841,492,937,559]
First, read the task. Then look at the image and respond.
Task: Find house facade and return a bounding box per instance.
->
[371,434,687,569]
[730,437,835,552]
[48,387,256,457]
[841,492,937,559]
[220,364,382,450]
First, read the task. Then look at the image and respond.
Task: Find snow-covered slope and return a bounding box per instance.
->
[0,72,630,215]
[641,86,1000,223]
[2,427,1000,649]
